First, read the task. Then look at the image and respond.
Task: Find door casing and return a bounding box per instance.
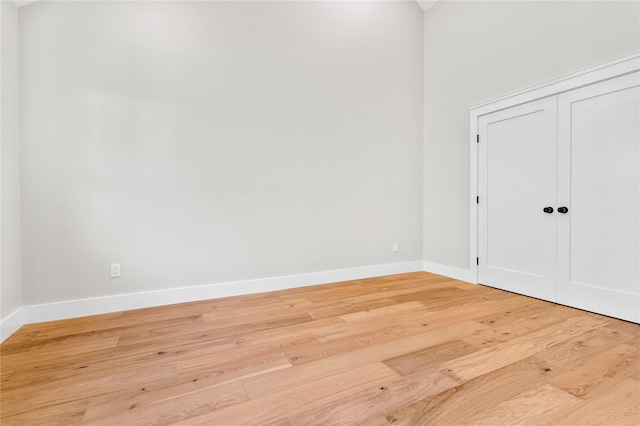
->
[469,53,640,285]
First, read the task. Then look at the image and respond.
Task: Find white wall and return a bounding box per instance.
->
[1,0,22,323]
[423,0,640,270]
[19,1,424,305]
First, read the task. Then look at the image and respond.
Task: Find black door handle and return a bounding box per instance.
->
[543,207,554,214]
[558,206,569,214]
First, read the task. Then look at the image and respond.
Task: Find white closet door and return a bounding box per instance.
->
[557,72,640,323]
[478,96,558,301]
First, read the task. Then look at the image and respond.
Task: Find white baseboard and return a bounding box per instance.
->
[422,261,476,284]
[0,307,26,343]
[1,261,423,343]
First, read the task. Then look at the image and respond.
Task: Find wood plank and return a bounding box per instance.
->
[245,320,487,399]
[0,337,236,396]
[80,352,291,422]
[554,378,640,425]
[463,305,575,348]
[289,370,457,426]
[439,315,608,383]
[352,416,391,426]
[383,340,481,377]
[0,336,120,365]
[2,364,178,418]
[459,383,582,425]
[172,363,399,425]
[472,296,555,328]
[85,380,248,425]
[1,272,637,426]
[534,324,636,368]
[1,399,89,426]
[307,298,399,320]
[21,313,203,341]
[384,356,552,425]
[548,343,640,399]
[259,418,293,426]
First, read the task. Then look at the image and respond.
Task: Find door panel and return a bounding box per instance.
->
[478,96,557,301]
[557,72,640,322]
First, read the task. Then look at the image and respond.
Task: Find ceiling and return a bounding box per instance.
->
[416,1,439,12]
[14,0,440,12]
[14,0,39,6]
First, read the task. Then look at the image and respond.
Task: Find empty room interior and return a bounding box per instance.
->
[1,0,639,424]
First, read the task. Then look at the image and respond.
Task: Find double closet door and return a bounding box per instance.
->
[478,71,639,323]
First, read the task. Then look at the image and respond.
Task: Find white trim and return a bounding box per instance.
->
[469,52,640,285]
[469,112,479,283]
[0,261,423,342]
[0,308,26,343]
[422,261,475,284]
[471,53,640,114]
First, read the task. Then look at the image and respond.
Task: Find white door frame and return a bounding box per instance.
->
[469,52,640,284]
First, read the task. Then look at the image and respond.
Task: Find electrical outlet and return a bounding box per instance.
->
[111,263,121,278]
[392,242,399,253]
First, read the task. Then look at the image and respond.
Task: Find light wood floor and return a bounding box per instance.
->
[1,272,639,425]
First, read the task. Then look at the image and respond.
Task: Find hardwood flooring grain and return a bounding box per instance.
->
[1,272,638,425]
